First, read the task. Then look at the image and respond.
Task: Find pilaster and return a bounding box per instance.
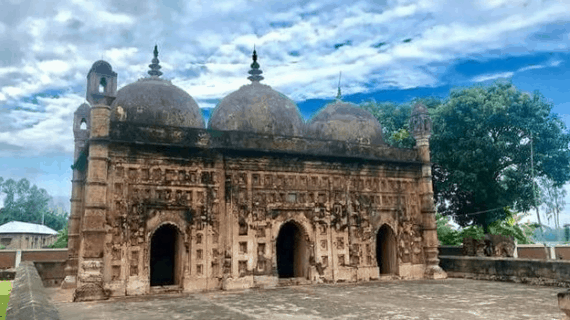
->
[74,104,112,301]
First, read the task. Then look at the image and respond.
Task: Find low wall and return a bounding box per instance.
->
[555,245,570,260]
[438,244,570,260]
[0,269,15,280]
[35,261,67,287]
[6,261,61,320]
[439,255,570,287]
[21,249,68,262]
[438,245,463,256]
[0,251,16,269]
[517,245,549,259]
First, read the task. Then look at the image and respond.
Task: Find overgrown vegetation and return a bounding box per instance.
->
[436,209,538,245]
[49,225,68,249]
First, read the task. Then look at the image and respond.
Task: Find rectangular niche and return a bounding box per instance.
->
[239,242,247,254]
[238,260,248,276]
[257,260,266,272]
[321,256,329,268]
[257,243,266,256]
[112,266,121,281]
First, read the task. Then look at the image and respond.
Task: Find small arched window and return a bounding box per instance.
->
[80,118,87,130]
[99,77,107,93]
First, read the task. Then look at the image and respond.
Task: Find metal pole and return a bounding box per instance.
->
[530,130,544,237]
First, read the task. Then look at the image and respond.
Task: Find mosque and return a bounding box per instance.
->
[65,46,446,301]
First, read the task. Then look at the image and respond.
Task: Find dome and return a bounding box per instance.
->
[208,49,304,137]
[111,78,205,128]
[307,99,383,145]
[109,46,205,128]
[89,60,116,76]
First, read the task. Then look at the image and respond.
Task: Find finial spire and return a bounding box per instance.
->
[148,44,163,77]
[247,46,264,83]
[336,71,342,100]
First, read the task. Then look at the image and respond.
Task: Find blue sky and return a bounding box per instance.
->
[0,0,569,227]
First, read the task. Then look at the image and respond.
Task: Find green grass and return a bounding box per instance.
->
[0,281,12,320]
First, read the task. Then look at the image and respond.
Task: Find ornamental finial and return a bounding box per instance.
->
[336,71,342,100]
[247,46,264,83]
[148,44,163,77]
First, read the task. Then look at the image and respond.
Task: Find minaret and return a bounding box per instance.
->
[409,102,447,279]
[74,61,115,301]
[247,46,264,83]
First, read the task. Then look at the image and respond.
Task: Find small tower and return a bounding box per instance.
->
[86,60,117,106]
[409,102,447,279]
[73,103,91,142]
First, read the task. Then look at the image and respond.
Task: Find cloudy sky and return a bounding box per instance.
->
[0,0,569,227]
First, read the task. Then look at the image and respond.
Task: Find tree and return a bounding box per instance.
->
[430,82,570,232]
[0,177,68,231]
[359,82,570,233]
[360,96,442,148]
[539,176,567,230]
[49,225,68,248]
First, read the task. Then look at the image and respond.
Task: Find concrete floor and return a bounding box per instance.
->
[48,279,567,320]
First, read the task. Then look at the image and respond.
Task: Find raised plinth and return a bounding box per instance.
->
[424,265,448,280]
[558,290,570,317]
[73,283,111,302]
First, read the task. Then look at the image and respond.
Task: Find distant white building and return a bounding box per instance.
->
[0,221,58,250]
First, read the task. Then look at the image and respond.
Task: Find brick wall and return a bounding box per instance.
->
[555,246,570,260]
[517,245,549,259]
[0,251,16,269]
[34,261,67,287]
[21,249,68,262]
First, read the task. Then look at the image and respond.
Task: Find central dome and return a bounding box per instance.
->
[307,99,384,145]
[110,46,205,128]
[208,49,304,137]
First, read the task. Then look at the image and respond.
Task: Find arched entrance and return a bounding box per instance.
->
[150,224,181,286]
[276,221,309,278]
[376,224,397,275]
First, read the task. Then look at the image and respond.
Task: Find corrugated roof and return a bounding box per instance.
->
[0,221,58,235]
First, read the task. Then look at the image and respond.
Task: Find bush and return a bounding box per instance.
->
[49,226,68,249]
[436,208,535,245]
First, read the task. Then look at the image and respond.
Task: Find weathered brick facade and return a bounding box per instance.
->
[65,50,445,301]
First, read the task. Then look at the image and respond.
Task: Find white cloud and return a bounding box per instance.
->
[0,0,569,158]
[472,72,514,82]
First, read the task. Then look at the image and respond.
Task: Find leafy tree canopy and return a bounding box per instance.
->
[0,177,68,232]
[359,81,570,232]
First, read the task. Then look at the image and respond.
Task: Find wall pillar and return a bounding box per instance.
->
[410,103,447,280]
[74,104,112,301]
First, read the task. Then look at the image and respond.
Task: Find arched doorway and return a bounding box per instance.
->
[150,224,181,286]
[276,221,309,278]
[376,224,397,275]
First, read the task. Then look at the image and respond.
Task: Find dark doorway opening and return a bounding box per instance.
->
[376,224,397,275]
[276,221,308,278]
[150,224,178,286]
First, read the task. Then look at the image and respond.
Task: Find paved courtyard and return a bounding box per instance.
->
[49,279,566,320]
